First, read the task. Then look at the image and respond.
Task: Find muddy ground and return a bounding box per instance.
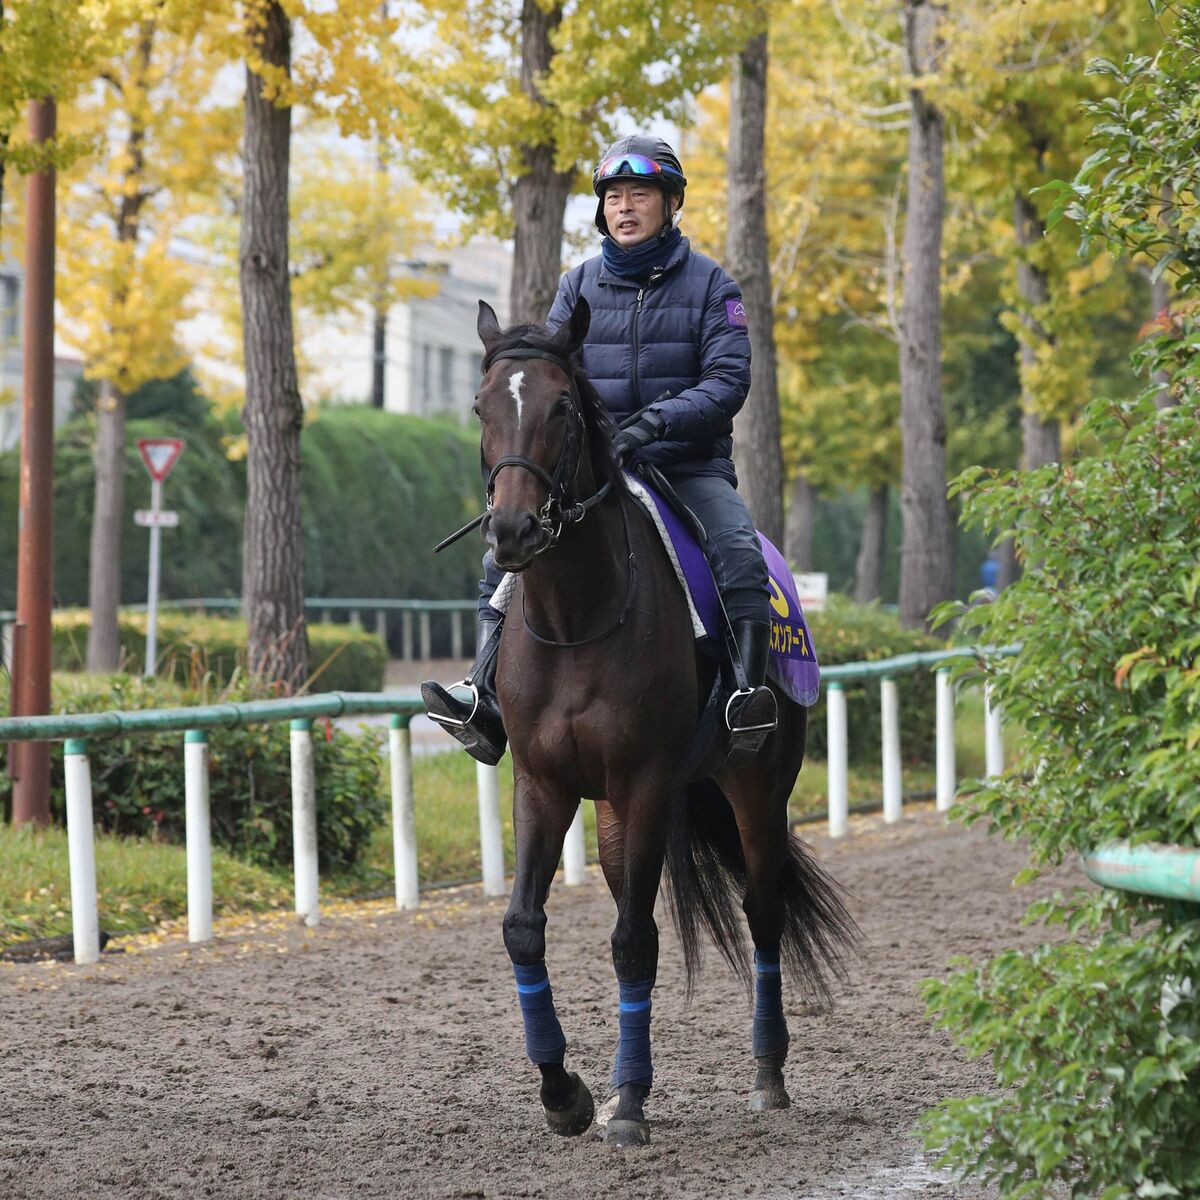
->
[1,807,1082,1200]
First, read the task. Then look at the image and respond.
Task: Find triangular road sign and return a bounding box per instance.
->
[136,437,185,482]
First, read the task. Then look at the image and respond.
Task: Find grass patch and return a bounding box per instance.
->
[0,822,290,949]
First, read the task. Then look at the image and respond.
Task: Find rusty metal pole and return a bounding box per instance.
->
[11,99,57,827]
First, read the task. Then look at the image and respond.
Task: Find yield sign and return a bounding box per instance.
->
[136,437,185,482]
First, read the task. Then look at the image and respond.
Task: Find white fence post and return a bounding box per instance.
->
[826,683,849,838]
[389,715,420,911]
[64,739,100,965]
[184,729,213,943]
[563,807,586,885]
[376,608,388,641]
[419,610,432,660]
[451,609,464,660]
[476,762,505,897]
[985,684,1004,778]
[935,669,956,812]
[880,677,902,823]
[402,610,413,661]
[290,719,320,927]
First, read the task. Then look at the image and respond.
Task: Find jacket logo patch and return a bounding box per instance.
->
[725,299,748,328]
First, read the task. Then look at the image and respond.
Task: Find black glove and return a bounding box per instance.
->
[611,408,668,465]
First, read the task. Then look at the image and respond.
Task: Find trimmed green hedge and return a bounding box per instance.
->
[49,610,386,692]
[0,675,387,871]
[0,401,486,612]
[804,595,942,765]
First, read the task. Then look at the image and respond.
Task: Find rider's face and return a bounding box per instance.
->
[603,181,677,247]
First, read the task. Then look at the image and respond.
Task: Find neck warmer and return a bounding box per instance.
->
[601,224,682,282]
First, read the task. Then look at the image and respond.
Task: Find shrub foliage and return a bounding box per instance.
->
[805,594,941,765]
[921,9,1200,1194]
[48,609,386,692]
[0,675,387,873]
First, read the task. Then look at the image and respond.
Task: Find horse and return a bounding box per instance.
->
[466,295,856,1148]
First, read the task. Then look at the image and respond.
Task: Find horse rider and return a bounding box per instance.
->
[423,134,777,767]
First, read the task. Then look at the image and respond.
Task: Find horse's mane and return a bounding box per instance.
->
[483,321,623,492]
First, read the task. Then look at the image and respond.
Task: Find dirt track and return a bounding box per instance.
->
[0,807,1081,1200]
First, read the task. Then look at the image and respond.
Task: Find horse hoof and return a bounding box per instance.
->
[748,1084,791,1112]
[604,1118,651,1148]
[543,1072,594,1137]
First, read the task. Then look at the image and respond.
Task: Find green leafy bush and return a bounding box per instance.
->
[47,610,386,692]
[0,401,486,612]
[0,675,388,872]
[804,594,942,765]
[921,13,1200,1192]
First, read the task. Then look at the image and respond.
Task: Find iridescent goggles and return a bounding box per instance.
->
[596,154,682,185]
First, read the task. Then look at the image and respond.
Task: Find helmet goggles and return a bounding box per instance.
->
[596,153,684,187]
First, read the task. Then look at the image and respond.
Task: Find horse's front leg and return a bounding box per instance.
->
[503,773,594,1137]
[602,771,673,1149]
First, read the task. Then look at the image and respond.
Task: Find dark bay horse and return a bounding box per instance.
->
[470,296,855,1148]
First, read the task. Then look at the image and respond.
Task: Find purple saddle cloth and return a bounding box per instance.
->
[637,478,821,708]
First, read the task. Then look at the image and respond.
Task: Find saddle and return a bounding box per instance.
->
[626,466,821,709]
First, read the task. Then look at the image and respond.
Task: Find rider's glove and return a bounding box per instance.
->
[612,408,668,465]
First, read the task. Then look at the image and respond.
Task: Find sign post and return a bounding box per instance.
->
[135,438,184,677]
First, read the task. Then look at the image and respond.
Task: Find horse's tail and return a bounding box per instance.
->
[664,778,856,1002]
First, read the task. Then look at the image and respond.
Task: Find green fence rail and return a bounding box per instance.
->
[2,637,1191,964]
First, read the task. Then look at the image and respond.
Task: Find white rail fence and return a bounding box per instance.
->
[1,647,1011,964]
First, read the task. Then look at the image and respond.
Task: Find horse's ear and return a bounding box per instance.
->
[556,295,590,355]
[477,300,502,353]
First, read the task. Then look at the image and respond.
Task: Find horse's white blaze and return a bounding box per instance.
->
[509,370,525,427]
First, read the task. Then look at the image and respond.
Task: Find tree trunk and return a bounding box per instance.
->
[1151,270,1173,410]
[371,304,386,408]
[240,1,308,687]
[854,483,888,604]
[783,471,815,570]
[898,1,952,631]
[86,380,127,672]
[86,21,155,674]
[994,537,1019,591]
[1013,191,1060,467]
[727,23,784,547]
[509,1,572,324]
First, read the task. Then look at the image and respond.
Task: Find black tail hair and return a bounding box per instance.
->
[665,779,858,1002]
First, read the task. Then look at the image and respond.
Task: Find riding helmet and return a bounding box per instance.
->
[592,135,687,235]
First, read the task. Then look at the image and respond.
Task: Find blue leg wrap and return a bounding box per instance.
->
[513,962,566,1065]
[752,949,789,1058]
[610,979,654,1090]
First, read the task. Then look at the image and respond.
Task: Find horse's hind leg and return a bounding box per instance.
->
[503,775,594,1137]
[723,747,805,1112]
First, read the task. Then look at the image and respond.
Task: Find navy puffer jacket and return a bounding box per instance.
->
[546,237,751,483]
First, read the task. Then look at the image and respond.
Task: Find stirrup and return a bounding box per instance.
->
[725,687,778,735]
[424,679,479,729]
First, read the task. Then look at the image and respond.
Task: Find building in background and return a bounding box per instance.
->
[301,238,512,422]
[0,260,84,451]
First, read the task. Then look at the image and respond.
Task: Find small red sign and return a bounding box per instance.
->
[136,437,185,482]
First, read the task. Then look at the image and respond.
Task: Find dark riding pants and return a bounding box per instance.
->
[477,473,770,628]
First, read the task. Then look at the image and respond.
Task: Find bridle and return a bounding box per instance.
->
[433,345,613,556]
[434,341,638,650]
[483,347,614,554]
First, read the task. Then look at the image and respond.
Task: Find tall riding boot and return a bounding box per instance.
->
[420,613,508,765]
[724,619,778,770]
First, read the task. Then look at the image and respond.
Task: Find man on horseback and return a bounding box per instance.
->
[423,134,777,766]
